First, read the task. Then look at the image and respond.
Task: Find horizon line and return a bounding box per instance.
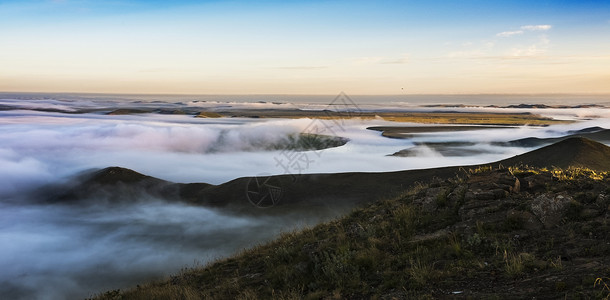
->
[1,91,610,97]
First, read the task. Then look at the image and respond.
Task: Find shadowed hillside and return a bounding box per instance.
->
[85,167,166,185]
[499,137,610,171]
[498,128,610,147]
[45,167,177,204]
[92,165,610,299]
[50,138,610,213]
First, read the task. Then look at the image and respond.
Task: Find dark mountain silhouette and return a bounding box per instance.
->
[84,166,166,185]
[498,127,610,147]
[106,108,151,115]
[568,126,605,134]
[498,137,610,171]
[49,138,610,211]
[47,167,177,204]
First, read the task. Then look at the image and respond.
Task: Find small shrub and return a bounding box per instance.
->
[594,277,610,300]
[467,233,482,248]
[447,232,463,257]
[503,250,525,277]
[436,189,451,208]
[549,255,563,270]
[469,165,493,174]
[409,257,434,287]
[393,205,417,237]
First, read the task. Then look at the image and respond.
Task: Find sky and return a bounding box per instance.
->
[0,0,609,95]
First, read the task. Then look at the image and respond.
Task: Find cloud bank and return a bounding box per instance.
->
[0,101,608,299]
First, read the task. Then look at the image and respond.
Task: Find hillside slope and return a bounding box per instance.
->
[89,138,610,299]
[500,128,610,147]
[499,137,610,171]
[94,166,610,299]
[52,138,610,214]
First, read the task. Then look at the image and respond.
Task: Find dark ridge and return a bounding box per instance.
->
[568,126,605,134]
[84,166,164,185]
[504,103,604,109]
[47,167,177,204]
[367,125,513,133]
[498,137,610,171]
[175,182,214,204]
[184,137,610,212]
[106,108,151,115]
[46,138,610,210]
[496,128,610,147]
[155,109,188,115]
[391,142,485,157]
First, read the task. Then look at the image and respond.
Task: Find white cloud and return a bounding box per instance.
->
[497,25,552,38]
[497,30,524,37]
[521,25,552,31]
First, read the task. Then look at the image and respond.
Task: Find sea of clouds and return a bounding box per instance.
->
[1,102,609,299]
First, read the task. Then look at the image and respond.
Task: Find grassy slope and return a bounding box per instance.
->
[94,165,610,299]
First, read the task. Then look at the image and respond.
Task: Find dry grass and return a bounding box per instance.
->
[594,277,610,300]
[227,110,571,126]
[509,165,610,181]
[92,166,610,299]
[376,112,570,126]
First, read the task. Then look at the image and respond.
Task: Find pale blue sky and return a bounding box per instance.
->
[1,0,609,94]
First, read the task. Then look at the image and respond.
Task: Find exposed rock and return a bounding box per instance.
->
[413,186,451,212]
[518,173,551,193]
[467,169,520,193]
[530,193,573,228]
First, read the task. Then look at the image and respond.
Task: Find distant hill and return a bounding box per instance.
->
[106,108,151,115]
[498,137,610,171]
[46,167,177,205]
[84,166,165,185]
[48,138,610,215]
[498,127,610,147]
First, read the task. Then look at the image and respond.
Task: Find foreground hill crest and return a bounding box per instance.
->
[91,138,610,299]
[94,165,610,299]
[499,137,610,171]
[53,137,610,211]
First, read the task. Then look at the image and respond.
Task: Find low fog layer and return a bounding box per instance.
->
[0,200,331,299]
[1,103,609,299]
